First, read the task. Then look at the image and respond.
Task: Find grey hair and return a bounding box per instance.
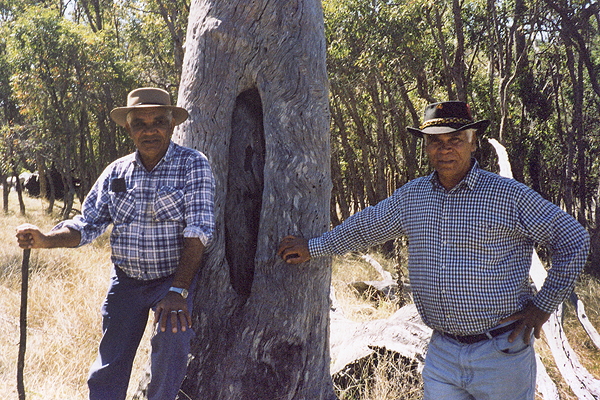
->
[423,129,477,144]
[464,129,476,143]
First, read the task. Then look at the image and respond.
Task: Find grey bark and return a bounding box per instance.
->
[172,0,335,399]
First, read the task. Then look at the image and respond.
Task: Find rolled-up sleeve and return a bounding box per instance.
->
[52,170,113,247]
[182,152,215,247]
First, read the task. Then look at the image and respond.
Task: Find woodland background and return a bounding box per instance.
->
[1,0,600,272]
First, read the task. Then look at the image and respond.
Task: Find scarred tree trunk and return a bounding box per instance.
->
[172,0,335,399]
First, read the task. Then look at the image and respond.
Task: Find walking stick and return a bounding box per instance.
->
[17,248,31,400]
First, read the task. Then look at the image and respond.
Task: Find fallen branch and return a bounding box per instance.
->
[530,251,600,399]
[535,353,560,400]
[569,292,600,351]
[329,301,432,376]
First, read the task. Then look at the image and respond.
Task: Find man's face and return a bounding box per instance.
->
[424,130,477,189]
[126,108,174,169]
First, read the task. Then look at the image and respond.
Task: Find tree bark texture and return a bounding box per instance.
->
[173,1,335,399]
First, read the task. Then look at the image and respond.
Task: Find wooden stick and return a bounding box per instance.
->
[17,249,31,400]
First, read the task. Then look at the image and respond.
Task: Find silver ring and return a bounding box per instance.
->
[178,310,184,313]
[171,310,178,314]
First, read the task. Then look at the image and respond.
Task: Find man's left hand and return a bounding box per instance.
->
[500,302,551,343]
[154,291,191,333]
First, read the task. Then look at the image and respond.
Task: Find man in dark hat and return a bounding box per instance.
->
[16,87,215,400]
[278,101,589,399]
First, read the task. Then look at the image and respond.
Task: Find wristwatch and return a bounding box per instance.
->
[168,286,188,299]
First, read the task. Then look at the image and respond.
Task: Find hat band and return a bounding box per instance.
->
[420,117,473,130]
[130,102,170,106]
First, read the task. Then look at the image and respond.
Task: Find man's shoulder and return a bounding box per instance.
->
[101,153,135,175]
[398,174,434,193]
[170,142,209,164]
[476,168,530,192]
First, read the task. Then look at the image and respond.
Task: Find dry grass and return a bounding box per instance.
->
[0,193,153,400]
[331,252,422,400]
[1,193,599,399]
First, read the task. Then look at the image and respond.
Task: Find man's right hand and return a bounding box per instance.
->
[15,224,48,249]
[15,224,81,249]
[277,236,311,264]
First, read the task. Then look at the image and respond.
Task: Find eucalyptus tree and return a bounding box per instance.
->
[160,0,335,398]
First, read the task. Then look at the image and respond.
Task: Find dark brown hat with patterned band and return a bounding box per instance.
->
[407,101,490,137]
[110,87,189,127]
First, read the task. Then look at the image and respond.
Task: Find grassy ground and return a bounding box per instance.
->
[0,193,154,400]
[1,192,599,399]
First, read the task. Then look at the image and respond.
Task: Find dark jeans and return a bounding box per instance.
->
[87,266,196,400]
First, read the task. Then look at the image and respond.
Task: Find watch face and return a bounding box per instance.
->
[170,287,188,299]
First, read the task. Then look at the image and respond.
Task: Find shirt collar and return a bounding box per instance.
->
[133,140,175,169]
[429,158,480,192]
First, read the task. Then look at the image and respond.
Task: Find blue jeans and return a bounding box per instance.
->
[87,266,196,400]
[423,327,536,400]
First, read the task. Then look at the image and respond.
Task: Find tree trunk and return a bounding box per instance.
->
[36,153,47,201]
[13,169,25,215]
[451,0,467,102]
[1,174,8,213]
[171,1,335,399]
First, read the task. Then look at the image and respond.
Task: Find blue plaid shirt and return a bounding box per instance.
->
[310,161,589,335]
[55,141,215,280]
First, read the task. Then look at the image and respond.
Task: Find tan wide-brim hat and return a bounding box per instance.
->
[110,87,189,127]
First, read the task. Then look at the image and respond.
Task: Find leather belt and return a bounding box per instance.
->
[440,321,519,344]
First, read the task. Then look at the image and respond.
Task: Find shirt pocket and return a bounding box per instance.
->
[465,221,515,264]
[109,189,136,226]
[153,186,185,222]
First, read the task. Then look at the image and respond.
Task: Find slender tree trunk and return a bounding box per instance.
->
[36,153,47,201]
[366,78,389,203]
[428,3,456,100]
[575,56,587,226]
[169,1,335,398]
[345,90,377,206]
[451,0,467,101]
[13,169,25,215]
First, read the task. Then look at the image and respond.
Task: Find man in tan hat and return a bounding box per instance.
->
[278,101,589,399]
[16,87,215,400]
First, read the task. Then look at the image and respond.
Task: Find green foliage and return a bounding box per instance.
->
[324,0,600,248]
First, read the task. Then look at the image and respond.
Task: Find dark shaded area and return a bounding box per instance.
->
[240,340,305,398]
[24,167,81,200]
[225,88,265,299]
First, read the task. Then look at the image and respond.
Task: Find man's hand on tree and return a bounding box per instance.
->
[277,236,311,264]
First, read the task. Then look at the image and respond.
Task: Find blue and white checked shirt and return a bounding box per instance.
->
[54,141,215,280]
[310,161,589,335]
